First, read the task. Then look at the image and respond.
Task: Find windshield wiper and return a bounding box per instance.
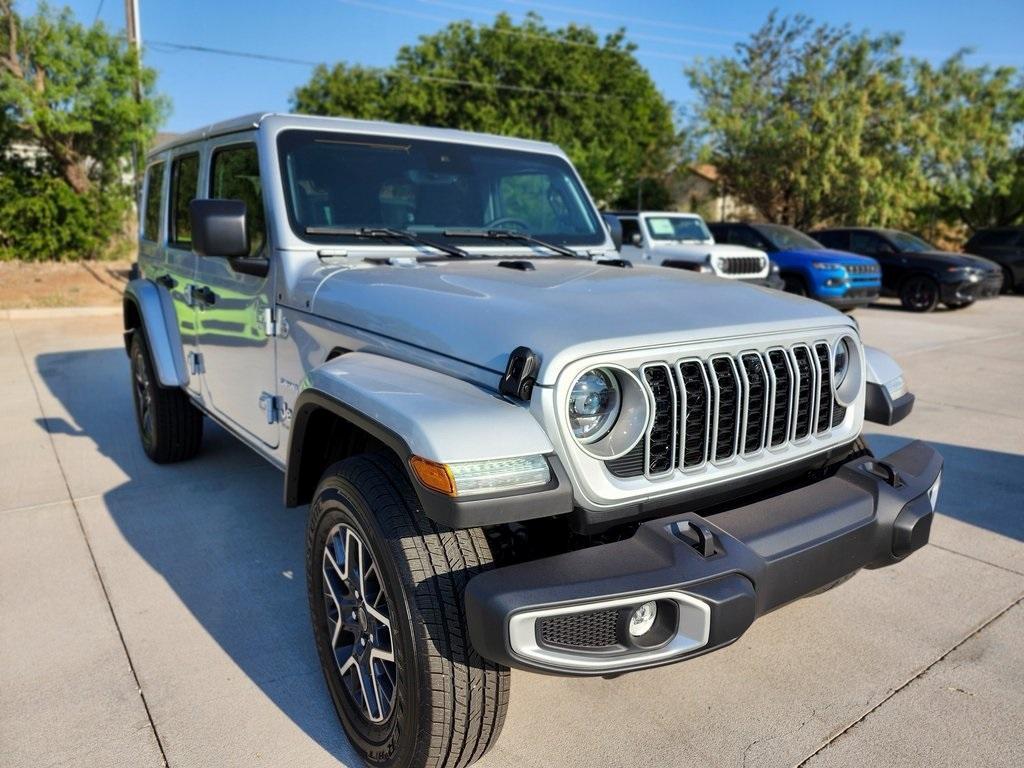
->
[443,228,582,259]
[304,226,469,259]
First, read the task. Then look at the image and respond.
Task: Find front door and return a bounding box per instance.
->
[193,138,279,448]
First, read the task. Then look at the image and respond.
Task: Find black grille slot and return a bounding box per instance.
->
[767,350,791,447]
[606,442,644,478]
[537,609,619,649]
[741,353,767,453]
[792,347,814,440]
[814,343,833,433]
[832,403,847,427]
[711,358,741,461]
[643,365,675,475]
[720,256,763,275]
[678,361,709,468]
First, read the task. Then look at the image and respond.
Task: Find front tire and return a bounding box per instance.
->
[129,331,203,463]
[1001,266,1017,295]
[899,276,940,312]
[307,455,509,768]
[783,275,809,297]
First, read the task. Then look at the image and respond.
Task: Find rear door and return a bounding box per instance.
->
[192,137,279,448]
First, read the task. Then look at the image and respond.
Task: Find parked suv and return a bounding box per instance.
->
[708,222,881,310]
[812,227,1002,312]
[963,226,1024,294]
[608,210,784,287]
[124,114,942,768]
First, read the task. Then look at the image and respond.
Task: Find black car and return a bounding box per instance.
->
[964,226,1024,294]
[810,227,1003,312]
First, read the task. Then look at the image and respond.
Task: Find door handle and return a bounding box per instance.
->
[188,285,217,306]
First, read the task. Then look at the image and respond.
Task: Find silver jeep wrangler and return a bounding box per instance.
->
[124,113,942,768]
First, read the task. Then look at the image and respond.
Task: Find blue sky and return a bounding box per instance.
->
[29,0,1024,133]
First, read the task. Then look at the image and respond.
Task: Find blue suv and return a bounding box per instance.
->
[708,222,881,310]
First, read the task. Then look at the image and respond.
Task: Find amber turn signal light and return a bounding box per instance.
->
[409,456,457,496]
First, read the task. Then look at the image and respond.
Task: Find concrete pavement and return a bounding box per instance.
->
[1,297,1022,767]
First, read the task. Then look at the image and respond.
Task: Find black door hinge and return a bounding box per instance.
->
[499,346,539,401]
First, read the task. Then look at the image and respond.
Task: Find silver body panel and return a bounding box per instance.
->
[133,113,872,510]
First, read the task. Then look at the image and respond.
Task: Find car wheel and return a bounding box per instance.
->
[307,454,510,768]
[783,275,808,297]
[129,331,203,463]
[899,276,940,312]
[1001,266,1016,294]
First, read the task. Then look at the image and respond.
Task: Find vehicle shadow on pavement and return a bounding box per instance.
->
[866,432,1024,542]
[34,348,360,764]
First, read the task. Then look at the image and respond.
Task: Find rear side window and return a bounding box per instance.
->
[849,231,883,255]
[210,144,266,257]
[169,153,200,248]
[727,226,764,250]
[620,217,641,243]
[142,162,165,241]
[816,230,848,250]
[968,230,1014,248]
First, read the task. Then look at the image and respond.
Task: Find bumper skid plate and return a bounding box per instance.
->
[466,440,942,675]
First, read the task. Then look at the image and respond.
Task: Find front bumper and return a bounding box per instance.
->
[466,440,942,675]
[941,273,1002,303]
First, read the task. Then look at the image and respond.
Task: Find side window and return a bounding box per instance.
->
[169,152,200,249]
[210,144,266,256]
[817,230,848,250]
[729,226,764,249]
[142,162,165,242]
[620,217,641,245]
[849,231,882,255]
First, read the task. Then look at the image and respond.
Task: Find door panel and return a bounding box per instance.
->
[194,140,279,447]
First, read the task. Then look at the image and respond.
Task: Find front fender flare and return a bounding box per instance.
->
[285,353,572,527]
[863,346,915,426]
[123,278,189,388]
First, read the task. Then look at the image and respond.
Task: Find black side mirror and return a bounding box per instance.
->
[190,199,250,258]
[602,213,622,252]
[875,241,896,255]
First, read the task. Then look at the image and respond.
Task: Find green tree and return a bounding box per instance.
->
[910,55,1024,231]
[292,13,679,207]
[0,1,165,260]
[686,13,923,229]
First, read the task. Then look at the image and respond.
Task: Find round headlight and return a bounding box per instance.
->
[831,334,862,407]
[568,368,621,444]
[833,338,851,387]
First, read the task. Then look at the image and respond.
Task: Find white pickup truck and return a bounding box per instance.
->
[609,210,782,287]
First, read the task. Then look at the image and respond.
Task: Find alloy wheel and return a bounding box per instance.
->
[132,348,154,444]
[321,523,398,724]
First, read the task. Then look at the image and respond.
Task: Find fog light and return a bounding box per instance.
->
[628,601,658,637]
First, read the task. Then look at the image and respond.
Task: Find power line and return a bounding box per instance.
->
[500,0,743,38]
[145,40,634,101]
[93,0,105,23]
[415,0,734,50]
[334,0,704,62]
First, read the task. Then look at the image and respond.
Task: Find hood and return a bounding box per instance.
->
[775,248,877,266]
[904,250,1000,271]
[308,259,849,385]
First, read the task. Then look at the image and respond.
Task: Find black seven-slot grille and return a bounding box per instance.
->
[608,342,848,479]
[718,255,765,276]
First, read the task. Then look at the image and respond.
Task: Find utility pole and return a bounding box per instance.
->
[124,0,142,204]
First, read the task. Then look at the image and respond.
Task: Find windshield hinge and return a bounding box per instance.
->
[259,392,289,425]
[187,351,204,375]
[263,307,288,338]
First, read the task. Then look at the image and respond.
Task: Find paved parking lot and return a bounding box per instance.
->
[2,297,1022,768]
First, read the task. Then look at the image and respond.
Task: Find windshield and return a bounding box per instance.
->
[885,230,934,253]
[643,215,711,242]
[277,130,604,247]
[753,223,823,251]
